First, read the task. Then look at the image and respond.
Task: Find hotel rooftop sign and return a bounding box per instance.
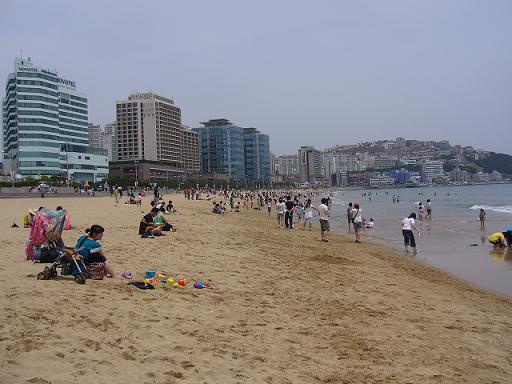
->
[17,65,75,88]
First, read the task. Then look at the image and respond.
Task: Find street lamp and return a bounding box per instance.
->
[134,159,139,188]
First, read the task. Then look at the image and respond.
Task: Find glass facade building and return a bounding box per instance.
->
[193,119,270,181]
[193,119,245,179]
[2,57,107,181]
[243,128,270,181]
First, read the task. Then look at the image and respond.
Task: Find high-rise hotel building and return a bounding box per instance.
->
[2,57,108,182]
[193,119,271,181]
[110,92,199,181]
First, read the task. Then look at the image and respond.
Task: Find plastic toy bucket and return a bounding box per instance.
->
[145,269,156,279]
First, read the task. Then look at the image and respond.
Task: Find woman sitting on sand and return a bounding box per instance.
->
[75,225,114,278]
[154,208,176,231]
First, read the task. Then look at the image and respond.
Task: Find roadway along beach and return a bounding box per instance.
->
[1,195,512,383]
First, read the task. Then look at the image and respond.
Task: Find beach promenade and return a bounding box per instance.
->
[1,195,511,383]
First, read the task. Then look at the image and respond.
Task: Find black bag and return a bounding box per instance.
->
[38,247,59,263]
[162,223,172,231]
[351,209,359,224]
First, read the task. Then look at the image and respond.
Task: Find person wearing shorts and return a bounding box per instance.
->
[350,202,363,243]
[316,198,330,242]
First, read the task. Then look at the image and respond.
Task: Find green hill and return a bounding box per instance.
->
[475,153,512,175]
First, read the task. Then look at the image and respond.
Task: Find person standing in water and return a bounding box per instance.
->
[426,199,432,220]
[401,213,420,255]
[479,209,486,229]
[350,202,363,243]
[346,202,353,232]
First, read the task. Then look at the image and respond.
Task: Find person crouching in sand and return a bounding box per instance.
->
[488,231,510,248]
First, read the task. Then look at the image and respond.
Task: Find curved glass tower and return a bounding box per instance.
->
[3,57,89,177]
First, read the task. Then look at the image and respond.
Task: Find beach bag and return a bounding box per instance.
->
[162,223,172,231]
[38,246,59,263]
[351,209,359,224]
[87,262,106,280]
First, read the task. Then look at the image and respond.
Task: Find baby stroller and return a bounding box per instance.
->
[36,244,89,284]
[28,208,88,284]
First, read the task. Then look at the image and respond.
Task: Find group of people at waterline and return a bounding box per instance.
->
[271,194,422,252]
[264,192,511,256]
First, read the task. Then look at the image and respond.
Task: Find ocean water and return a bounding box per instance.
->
[323,184,512,297]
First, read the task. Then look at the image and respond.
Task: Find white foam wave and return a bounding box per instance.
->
[470,205,512,215]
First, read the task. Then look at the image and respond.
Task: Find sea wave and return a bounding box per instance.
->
[470,205,512,215]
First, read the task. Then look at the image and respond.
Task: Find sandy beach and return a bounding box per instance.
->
[1,194,512,384]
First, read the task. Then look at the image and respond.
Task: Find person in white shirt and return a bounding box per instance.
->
[350,202,363,243]
[314,197,331,242]
[303,199,314,231]
[275,198,286,228]
[401,213,420,255]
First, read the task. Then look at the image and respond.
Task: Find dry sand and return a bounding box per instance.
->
[0,194,511,384]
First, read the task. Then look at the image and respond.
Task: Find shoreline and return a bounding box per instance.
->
[1,195,512,383]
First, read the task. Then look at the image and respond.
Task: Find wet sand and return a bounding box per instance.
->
[1,195,512,383]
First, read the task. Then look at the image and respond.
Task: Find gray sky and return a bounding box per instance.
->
[1,0,511,155]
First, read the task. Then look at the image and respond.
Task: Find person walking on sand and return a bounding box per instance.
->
[303,199,314,231]
[276,198,286,228]
[113,187,121,207]
[401,213,420,255]
[479,208,486,229]
[314,197,330,242]
[284,196,295,229]
[346,202,353,232]
[351,202,363,243]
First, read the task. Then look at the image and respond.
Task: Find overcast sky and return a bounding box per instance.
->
[1,0,511,155]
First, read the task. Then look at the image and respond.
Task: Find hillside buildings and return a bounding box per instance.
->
[2,56,108,182]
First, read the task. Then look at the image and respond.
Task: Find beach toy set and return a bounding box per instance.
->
[126,269,214,290]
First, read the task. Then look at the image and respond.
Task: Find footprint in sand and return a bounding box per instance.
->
[27,378,50,383]
[164,370,184,379]
[181,361,195,369]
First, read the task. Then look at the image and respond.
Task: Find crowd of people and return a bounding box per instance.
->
[24,182,511,284]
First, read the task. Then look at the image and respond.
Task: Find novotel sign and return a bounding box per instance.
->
[17,66,75,88]
[58,78,76,88]
[18,66,38,72]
